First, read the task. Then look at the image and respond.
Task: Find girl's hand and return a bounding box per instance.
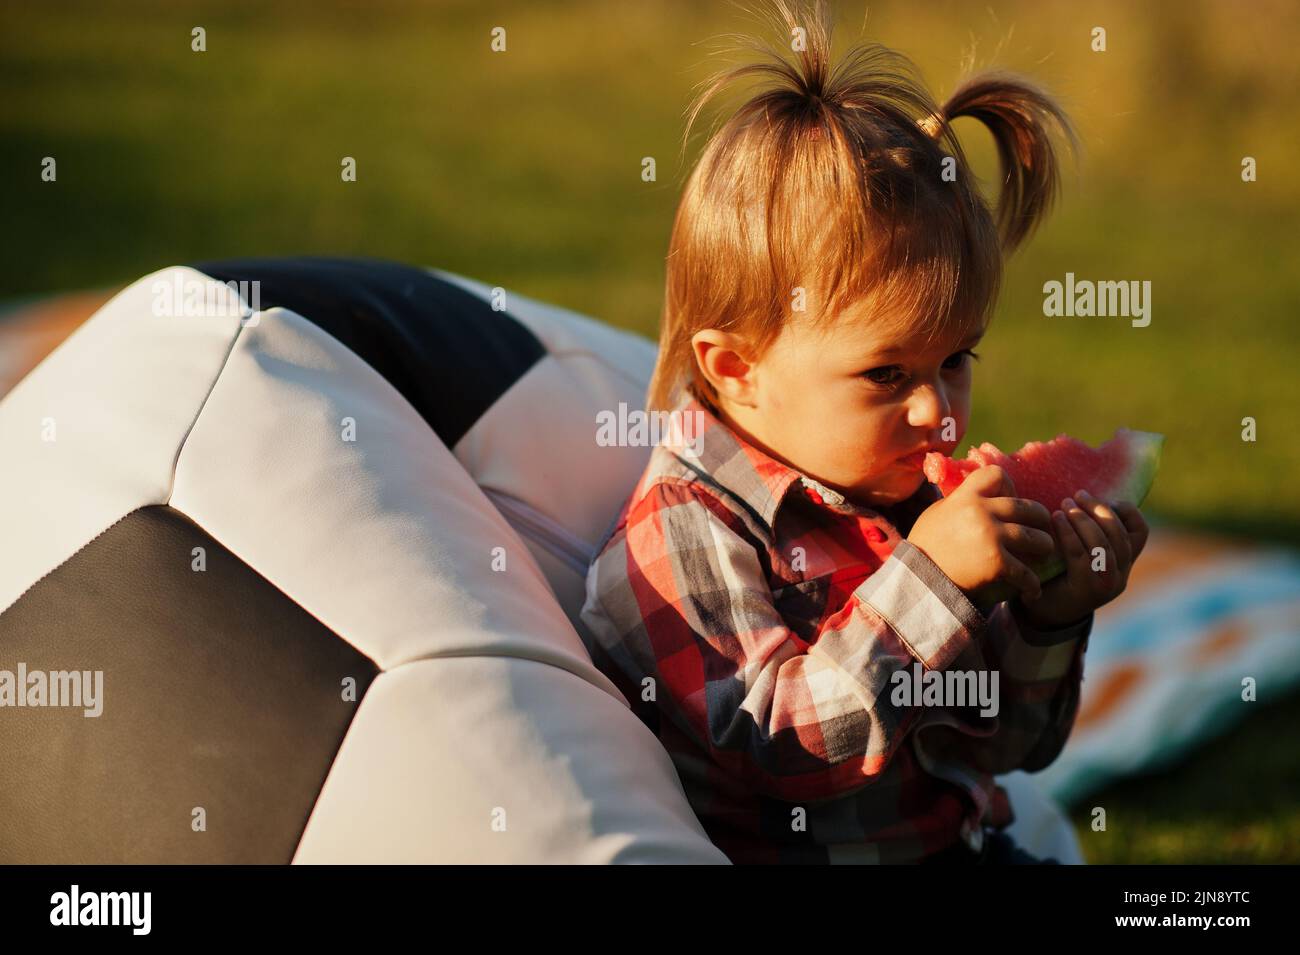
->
[908,465,1056,602]
[1016,491,1150,630]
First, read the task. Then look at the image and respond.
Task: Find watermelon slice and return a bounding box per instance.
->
[922,428,1164,605]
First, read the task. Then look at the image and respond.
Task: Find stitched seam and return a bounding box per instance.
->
[0,507,147,617]
[545,348,651,388]
[164,321,246,505]
[383,646,633,706]
[1,316,246,619]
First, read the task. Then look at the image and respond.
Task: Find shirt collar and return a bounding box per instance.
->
[657,390,894,529]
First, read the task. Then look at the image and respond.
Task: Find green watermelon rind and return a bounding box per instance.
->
[1106,429,1165,507]
[970,428,1164,611]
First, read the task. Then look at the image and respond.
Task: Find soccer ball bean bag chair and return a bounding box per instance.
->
[0,256,1081,864]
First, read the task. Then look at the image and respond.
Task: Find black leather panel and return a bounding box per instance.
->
[0,506,379,863]
[190,256,547,448]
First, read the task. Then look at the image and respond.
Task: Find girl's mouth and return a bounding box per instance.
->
[897,451,928,469]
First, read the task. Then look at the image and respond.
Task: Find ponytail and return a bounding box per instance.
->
[650,0,1080,415]
[923,73,1079,252]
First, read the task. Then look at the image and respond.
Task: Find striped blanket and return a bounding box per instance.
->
[1039,525,1300,804]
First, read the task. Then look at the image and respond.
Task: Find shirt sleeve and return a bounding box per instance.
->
[578,480,986,804]
[929,602,1092,776]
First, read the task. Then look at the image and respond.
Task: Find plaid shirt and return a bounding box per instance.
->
[578,391,1091,864]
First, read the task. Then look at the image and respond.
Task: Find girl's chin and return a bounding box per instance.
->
[850,469,925,508]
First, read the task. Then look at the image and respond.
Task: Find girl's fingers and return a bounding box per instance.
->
[987,496,1054,531]
[1000,522,1057,559]
[1112,501,1150,559]
[1077,491,1132,570]
[963,464,1018,499]
[1063,497,1110,574]
[1052,509,1086,560]
[1000,548,1042,603]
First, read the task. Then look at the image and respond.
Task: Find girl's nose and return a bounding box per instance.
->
[907,382,950,429]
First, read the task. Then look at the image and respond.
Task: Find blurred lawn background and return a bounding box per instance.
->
[2,0,1297,862]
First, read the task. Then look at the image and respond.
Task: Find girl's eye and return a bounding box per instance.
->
[860,365,906,387]
[863,350,977,389]
[943,348,980,369]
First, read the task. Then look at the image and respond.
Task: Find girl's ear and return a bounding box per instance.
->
[690,329,760,408]
[934,72,1080,252]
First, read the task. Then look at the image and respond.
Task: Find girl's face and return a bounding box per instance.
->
[699,306,984,508]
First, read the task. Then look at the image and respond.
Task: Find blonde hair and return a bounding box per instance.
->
[646,0,1078,415]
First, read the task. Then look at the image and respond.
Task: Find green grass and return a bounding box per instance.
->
[2,0,1297,862]
[1070,694,1300,864]
[3,0,1296,537]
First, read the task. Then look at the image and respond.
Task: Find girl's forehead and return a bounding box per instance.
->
[804,310,982,358]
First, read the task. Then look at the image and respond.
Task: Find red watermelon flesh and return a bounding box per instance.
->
[923,429,1164,603]
[924,429,1163,511]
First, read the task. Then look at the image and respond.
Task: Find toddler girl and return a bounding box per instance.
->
[580,0,1147,864]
